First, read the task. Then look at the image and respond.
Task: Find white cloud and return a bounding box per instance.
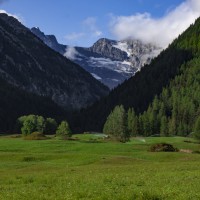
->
[0,9,24,23]
[110,0,200,48]
[82,17,103,37]
[64,46,79,60]
[64,17,103,46]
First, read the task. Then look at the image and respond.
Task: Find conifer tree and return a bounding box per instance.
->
[103,105,129,142]
[127,108,138,136]
[160,116,168,136]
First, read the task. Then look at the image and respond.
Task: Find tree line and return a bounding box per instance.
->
[103,57,200,140]
[103,102,200,141]
[16,115,71,138]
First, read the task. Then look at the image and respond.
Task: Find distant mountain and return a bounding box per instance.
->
[0,13,109,111]
[71,17,200,132]
[31,27,161,88]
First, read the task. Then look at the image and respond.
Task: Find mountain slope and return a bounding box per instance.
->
[137,57,200,137]
[31,27,161,88]
[72,18,200,132]
[0,13,109,111]
[0,76,66,133]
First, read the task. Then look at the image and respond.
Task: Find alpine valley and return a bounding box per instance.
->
[73,17,200,133]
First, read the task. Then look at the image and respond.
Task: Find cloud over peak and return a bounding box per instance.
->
[111,0,200,48]
[0,10,24,23]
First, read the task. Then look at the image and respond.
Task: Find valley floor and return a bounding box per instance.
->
[0,135,200,200]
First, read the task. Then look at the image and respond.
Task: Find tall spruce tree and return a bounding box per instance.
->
[127,108,138,136]
[103,105,129,142]
[160,116,168,136]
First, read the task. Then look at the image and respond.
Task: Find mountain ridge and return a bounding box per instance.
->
[0,13,109,111]
[31,27,162,88]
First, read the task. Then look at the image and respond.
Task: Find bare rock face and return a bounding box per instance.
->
[88,38,128,61]
[0,13,109,110]
[32,28,162,89]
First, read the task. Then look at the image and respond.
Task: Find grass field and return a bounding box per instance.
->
[0,134,200,200]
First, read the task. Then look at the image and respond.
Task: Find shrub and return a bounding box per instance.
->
[150,143,178,152]
[24,132,47,140]
[56,121,72,139]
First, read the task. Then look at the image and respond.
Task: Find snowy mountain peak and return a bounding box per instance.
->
[31,28,162,89]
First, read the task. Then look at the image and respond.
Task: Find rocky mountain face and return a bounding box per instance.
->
[31,27,162,88]
[0,13,109,111]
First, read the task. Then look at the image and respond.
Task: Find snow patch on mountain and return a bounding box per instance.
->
[88,57,133,74]
[113,41,132,56]
[91,73,102,80]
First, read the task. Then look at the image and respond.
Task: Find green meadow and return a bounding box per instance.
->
[0,134,200,200]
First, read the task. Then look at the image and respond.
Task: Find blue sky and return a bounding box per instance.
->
[0,0,199,47]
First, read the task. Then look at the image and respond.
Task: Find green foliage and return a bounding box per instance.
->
[21,115,45,136]
[127,108,139,136]
[194,117,200,140]
[103,105,129,142]
[18,115,58,136]
[132,56,200,136]
[160,116,168,136]
[56,121,72,138]
[44,118,57,134]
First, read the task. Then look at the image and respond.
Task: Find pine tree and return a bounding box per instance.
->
[103,105,129,142]
[127,108,138,136]
[160,116,168,136]
[168,117,176,136]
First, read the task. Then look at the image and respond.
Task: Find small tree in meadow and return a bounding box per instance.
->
[103,105,129,142]
[56,121,71,139]
[21,115,45,136]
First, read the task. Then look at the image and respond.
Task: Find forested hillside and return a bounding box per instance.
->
[136,57,200,136]
[72,17,200,132]
[0,78,66,133]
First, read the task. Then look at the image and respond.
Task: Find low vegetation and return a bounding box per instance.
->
[0,135,200,199]
[149,143,178,152]
[24,132,47,140]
